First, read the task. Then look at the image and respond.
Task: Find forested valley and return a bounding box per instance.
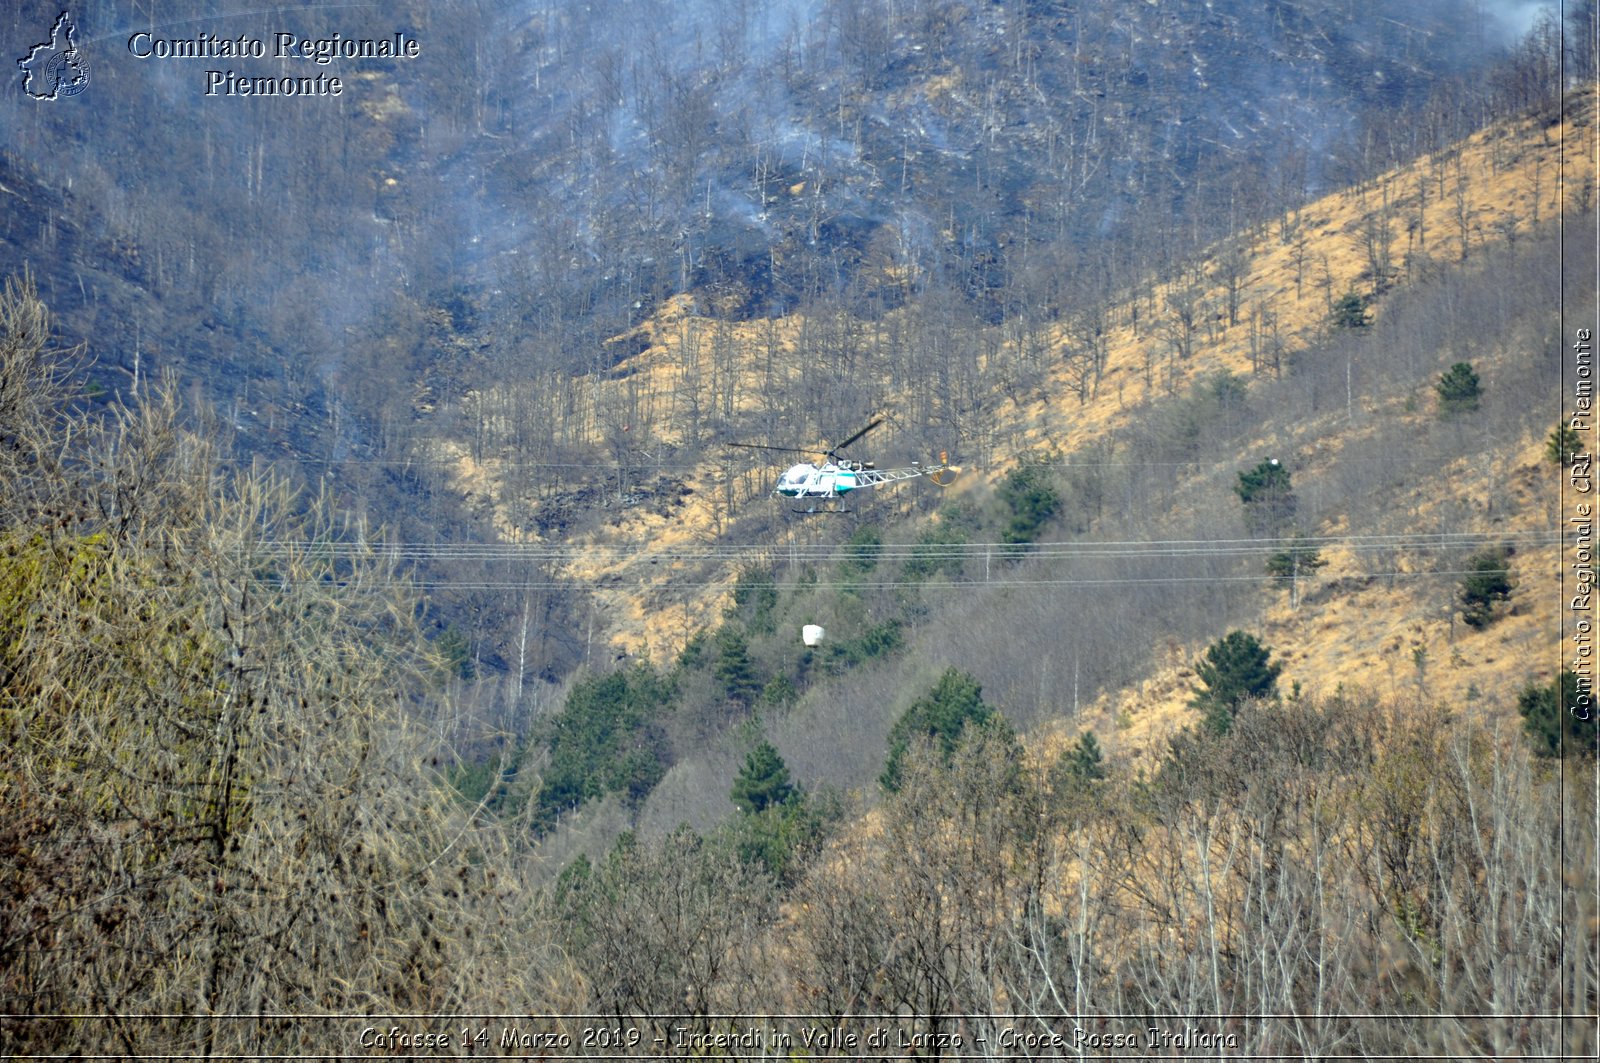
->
[2,0,1597,1057]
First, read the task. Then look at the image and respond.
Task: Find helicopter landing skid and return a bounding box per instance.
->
[789,499,849,515]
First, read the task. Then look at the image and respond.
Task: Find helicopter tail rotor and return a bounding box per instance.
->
[929,451,962,487]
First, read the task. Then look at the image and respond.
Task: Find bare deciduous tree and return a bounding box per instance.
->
[0,285,547,1056]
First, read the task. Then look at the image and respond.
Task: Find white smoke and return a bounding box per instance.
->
[1482,0,1557,39]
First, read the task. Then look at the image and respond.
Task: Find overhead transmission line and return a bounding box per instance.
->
[255,528,1559,591]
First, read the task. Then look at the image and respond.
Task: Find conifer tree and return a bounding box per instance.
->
[716,627,763,707]
[1065,731,1106,782]
[1235,459,1297,537]
[1266,534,1327,606]
[999,462,1061,545]
[1330,291,1369,328]
[1548,421,1584,465]
[1457,548,1512,629]
[881,668,993,790]
[1192,631,1281,736]
[731,740,798,813]
[1517,671,1597,758]
[1436,361,1481,417]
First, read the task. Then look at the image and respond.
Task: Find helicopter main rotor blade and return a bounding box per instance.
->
[827,418,884,459]
[726,442,815,456]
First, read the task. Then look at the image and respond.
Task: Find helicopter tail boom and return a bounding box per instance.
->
[850,454,961,491]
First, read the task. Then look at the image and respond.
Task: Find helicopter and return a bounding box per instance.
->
[730,419,959,512]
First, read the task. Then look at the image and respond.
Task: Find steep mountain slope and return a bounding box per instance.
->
[4,6,1596,1050]
[455,87,1591,674]
[1,0,1576,697]
[441,84,1596,857]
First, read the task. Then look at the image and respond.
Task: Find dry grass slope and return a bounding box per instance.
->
[448,90,1596,759]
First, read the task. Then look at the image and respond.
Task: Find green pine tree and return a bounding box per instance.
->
[1436,361,1481,417]
[1192,631,1282,736]
[1517,671,1597,758]
[838,524,883,584]
[1235,459,1296,537]
[1548,422,1585,465]
[728,567,779,633]
[1330,291,1369,328]
[759,674,797,707]
[1457,548,1512,630]
[999,462,1061,545]
[1265,536,1326,580]
[1266,534,1327,605]
[1064,731,1106,782]
[731,740,798,813]
[532,665,672,831]
[881,668,993,790]
[902,518,970,582]
[716,627,763,707]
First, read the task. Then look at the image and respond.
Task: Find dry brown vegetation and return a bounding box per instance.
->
[770,696,1596,1058]
[536,695,1597,1058]
[437,89,1595,667]
[3,52,1596,1063]
[0,279,554,1055]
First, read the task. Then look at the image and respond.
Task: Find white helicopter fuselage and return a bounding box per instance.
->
[776,462,859,498]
